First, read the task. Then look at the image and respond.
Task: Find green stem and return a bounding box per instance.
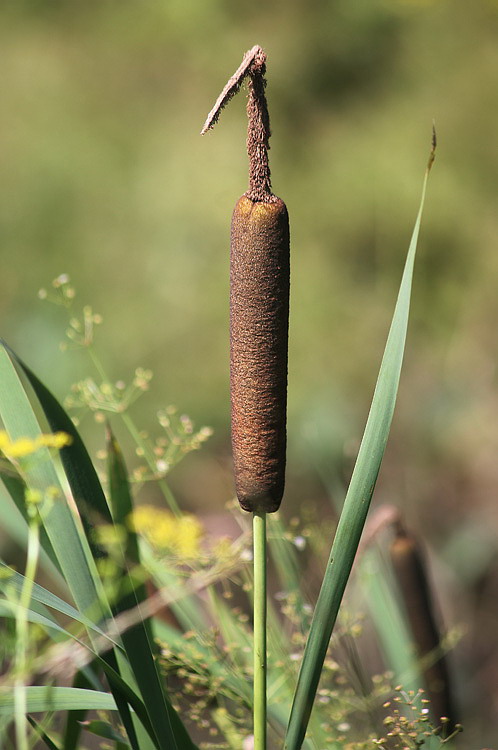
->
[87,345,108,383]
[14,512,41,750]
[253,511,267,750]
[121,411,181,517]
[88,344,181,516]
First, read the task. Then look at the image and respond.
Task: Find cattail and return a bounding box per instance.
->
[390,520,457,737]
[202,46,289,513]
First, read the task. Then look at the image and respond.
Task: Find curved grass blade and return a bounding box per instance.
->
[1,341,113,533]
[284,141,436,750]
[27,716,62,750]
[0,563,120,649]
[0,601,92,643]
[78,719,130,748]
[0,345,107,621]
[0,687,119,714]
[0,468,61,578]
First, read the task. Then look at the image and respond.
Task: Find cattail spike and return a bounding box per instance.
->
[390,521,457,736]
[202,46,290,513]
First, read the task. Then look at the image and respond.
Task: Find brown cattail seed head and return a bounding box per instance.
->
[201,46,289,512]
[230,195,290,512]
[390,525,456,736]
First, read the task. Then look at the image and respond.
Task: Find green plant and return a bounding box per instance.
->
[0,47,461,750]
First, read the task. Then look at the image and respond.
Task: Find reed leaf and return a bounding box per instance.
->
[284,144,436,750]
[0,687,119,714]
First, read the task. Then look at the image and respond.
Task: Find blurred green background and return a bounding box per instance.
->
[2,0,498,743]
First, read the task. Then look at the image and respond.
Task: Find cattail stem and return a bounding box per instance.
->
[253,511,267,750]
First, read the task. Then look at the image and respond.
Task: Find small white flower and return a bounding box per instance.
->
[337,722,350,732]
[53,273,70,287]
[294,535,306,550]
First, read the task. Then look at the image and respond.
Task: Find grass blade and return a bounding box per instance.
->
[0,687,119,714]
[0,345,106,622]
[0,467,61,577]
[27,716,62,750]
[0,564,119,648]
[284,142,436,750]
[2,341,112,527]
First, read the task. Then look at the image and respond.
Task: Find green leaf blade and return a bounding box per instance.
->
[284,157,434,750]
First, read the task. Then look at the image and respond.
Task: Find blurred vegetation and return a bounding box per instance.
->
[2,0,498,745]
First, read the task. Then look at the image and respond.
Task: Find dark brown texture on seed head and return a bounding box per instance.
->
[230,195,290,512]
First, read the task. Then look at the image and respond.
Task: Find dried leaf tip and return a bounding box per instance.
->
[201,44,274,202]
[428,122,437,172]
[200,45,267,135]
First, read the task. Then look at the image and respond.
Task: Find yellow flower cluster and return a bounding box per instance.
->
[130,505,203,559]
[0,430,72,459]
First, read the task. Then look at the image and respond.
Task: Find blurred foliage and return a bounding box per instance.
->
[2,2,498,742]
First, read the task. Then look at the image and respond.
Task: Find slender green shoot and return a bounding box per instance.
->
[253,511,267,750]
[14,504,41,750]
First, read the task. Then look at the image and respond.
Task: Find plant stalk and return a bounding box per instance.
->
[14,512,41,750]
[253,511,267,750]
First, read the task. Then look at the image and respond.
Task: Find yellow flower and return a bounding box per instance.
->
[25,489,43,506]
[2,436,36,458]
[130,505,203,559]
[0,430,72,460]
[36,432,72,450]
[175,515,203,558]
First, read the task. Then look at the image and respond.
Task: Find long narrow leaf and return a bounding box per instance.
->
[0,468,61,577]
[0,687,118,714]
[27,716,62,750]
[1,342,112,528]
[285,144,436,750]
[0,601,90,642]
[0,346,106,621]
[0,563,119,648]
